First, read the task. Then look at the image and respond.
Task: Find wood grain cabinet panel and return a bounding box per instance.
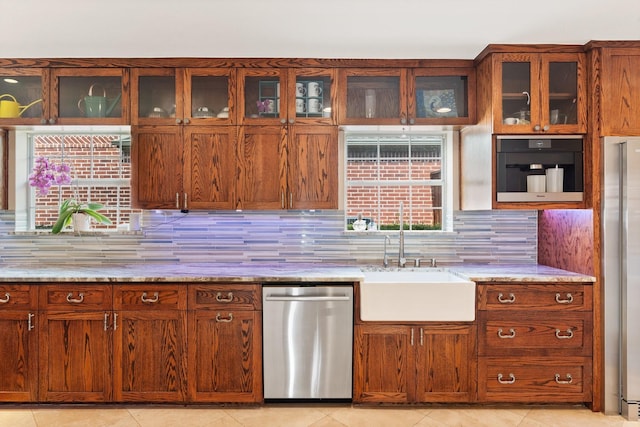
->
[0,285,38,402]
[599,48,640,135]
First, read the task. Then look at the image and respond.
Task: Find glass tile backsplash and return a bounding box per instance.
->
[0,210,537,265]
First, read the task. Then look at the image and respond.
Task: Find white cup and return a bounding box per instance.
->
[307,98,322,113]
[546,167,564,192]
[504,117,519,125]
[295,98,306,113]
[295,83,307,97]
[527,175,546,193]
[307,81,322,97]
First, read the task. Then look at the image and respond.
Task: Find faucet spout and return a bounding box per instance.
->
[383,235,391,267]
[398,202,406,267]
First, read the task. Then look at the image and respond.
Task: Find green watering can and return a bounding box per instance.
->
[78,84,122,118]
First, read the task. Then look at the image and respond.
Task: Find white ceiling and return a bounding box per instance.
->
[4,0,640,60]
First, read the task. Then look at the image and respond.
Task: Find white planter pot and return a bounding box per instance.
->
[72,213,92,232]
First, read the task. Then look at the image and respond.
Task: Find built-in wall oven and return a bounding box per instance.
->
[262,284,353,400]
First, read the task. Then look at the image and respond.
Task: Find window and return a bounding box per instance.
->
[26,129,135,231]
[345,130,453,232]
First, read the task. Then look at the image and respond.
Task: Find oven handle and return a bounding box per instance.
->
[265,295,351,302]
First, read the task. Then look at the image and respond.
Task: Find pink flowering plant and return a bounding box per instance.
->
[29,156,111,234]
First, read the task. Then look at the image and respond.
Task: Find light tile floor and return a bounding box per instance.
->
[0,404,637,427]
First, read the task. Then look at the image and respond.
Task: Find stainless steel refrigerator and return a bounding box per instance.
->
[603,137,640,420]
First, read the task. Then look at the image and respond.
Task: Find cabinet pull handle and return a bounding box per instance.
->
[141,291,159,303]
[176,193,180,209]
[0,292,9,303]
[555,293,574,304]
[497,373,516,384]
[555,328,574,339]
[497,293,516,303]
[28,313,35,331]
[281,191,285,209]
[215,292,234,303]
[289,192,293,209]
[523,91,530,105]
[216,312,233,323]
[66,292,84,303]
[104,312,110,331]
[555,373,573,384]
[113,313,118,331]
[419,328,424,346]
[410,328,414,346]
[497,328,516,339]
[183,192,188,210]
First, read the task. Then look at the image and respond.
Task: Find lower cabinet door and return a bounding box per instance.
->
[187,310,262,402]
[0,310,38,402]
[39,311,112,402]
[478,357,592,402]
[113,310,187,402]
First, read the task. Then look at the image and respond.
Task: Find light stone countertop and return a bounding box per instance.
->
[0,262,595,283]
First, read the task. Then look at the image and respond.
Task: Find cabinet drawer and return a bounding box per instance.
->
[0,284,37,310]
[114,285,186,310]
[478,284,592,311]
[478,357,592,402]
[478,312,592,356]
[188,284,260,310]
[39,284,112,310]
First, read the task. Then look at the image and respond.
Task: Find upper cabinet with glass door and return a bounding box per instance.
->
[132,68,235,126]
[338,67,475,125]
[286,69,336,125]
[0,68,46,125]
[492,52,586,134]
[51,68,128,125]
[238,68,287,126]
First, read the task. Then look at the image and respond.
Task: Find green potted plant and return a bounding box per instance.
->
[29,156,112,234]
[51,198,112,234]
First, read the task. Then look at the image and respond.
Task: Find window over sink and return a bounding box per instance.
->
[344,128,456,232]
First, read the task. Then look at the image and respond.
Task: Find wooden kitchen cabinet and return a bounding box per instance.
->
[187,284,262,403]
[113,285,188,402]
[237,124,338,210]
[0,285,38,402]
[38,284,113,402]
[338,67,475,125]
[0,68,47,125]
[477,283,593,403]
[353,323,476,403]
[476,50,586,134]
[131,125,237,210]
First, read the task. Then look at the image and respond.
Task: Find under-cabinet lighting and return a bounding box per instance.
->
[3,78,19,84]
[436,107,452,113]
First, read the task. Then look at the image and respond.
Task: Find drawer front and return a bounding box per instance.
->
[0,284,37,310]
[188,284,260,310]
[40,284,112,310]
[114,285,186,310]
[478,357,592,402]
[478,312,591,356]
[478,284,592,311]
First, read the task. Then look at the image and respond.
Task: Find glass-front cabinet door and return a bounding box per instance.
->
[51,68,128,125]
[410,68,475,125]
[495,53,585,134]
[287,68,336,125]
[238,68,287,125]
[338,69,407,125]
[131,68,182,126]
[0,68,46,125]
[184,68,236,125]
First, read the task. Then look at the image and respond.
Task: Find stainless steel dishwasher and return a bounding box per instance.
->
[262,284,353,399]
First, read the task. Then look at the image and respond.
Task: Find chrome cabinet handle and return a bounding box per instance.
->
[555,373,573,384]
[104,312,110,331]
[0,292,9,303]
[419,328,424,346]
[66,292,84,303]
[113,313,118,331]
[215,312,233,323]
[281,191,285,209]
[497,373,516,384]
[410,328,414,346]
[183,192,188,210]
[215,292,233,303]
[176,193,180,209]
[28,313,35,331]
[183,118,190,124]
[497,293,516,304]
[555,328,574,339]
[497,328,516,339]
[141,291,159,303]
[555,293,574,304]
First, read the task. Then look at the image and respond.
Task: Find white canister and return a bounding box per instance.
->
[130,212,142,231]
[545,166,564,192]
[526,175,546,193]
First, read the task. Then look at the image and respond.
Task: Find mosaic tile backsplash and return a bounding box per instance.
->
[0,210,537,265]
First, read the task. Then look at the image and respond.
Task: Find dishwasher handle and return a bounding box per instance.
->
[265,294,351,302]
